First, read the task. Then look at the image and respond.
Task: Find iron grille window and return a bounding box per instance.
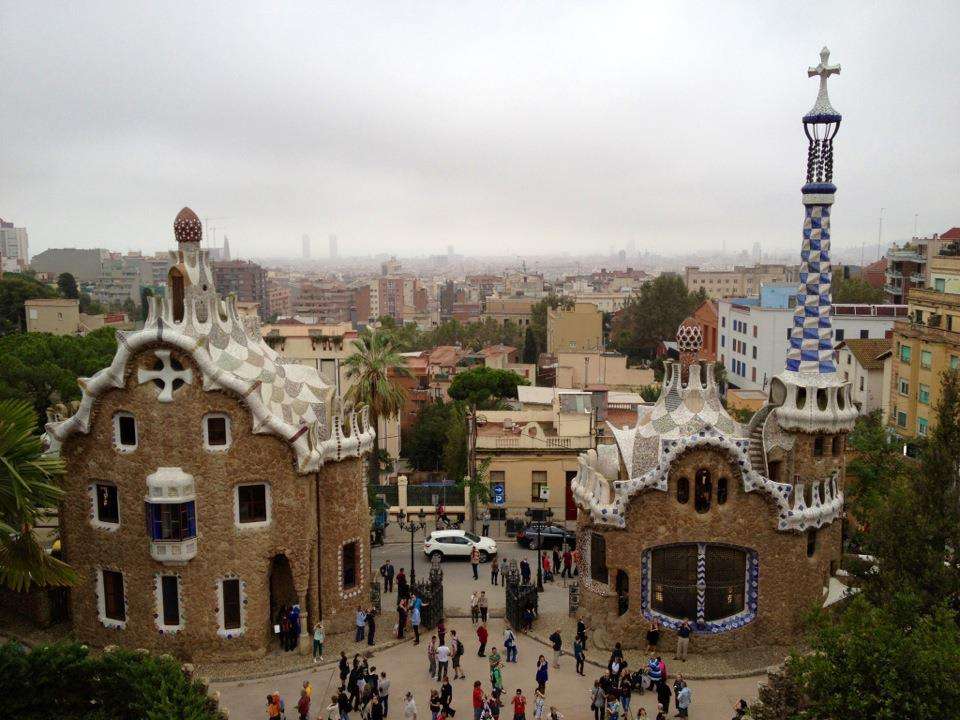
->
[102,570,125,621]
[651,545,698,621]
[590,532,608,584]
[704,546,746,621]
[145,502,196,541]
[161,576,180,626]
[96,484,119,524]
[237,485,268,523]
[222,579,241,630]
[342,541,358,589]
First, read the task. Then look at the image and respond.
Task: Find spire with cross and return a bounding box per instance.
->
[804,47,841,123]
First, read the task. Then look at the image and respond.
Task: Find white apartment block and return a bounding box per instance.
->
[717,286,906,391]
[0,219,29,270]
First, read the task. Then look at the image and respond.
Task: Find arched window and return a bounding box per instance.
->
[168,267,185,322]
[676,477,689,504]
[694,469,712,513]
[616,570,629,616]
[717,477,728,505]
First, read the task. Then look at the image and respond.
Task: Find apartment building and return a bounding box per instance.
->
[268,283,292,317]
[883,229,959,303]
[483,295,537,327]
[887,243,960,442]
[504,271,545,298]
[684,263,790,299]
[212,260,269,320]
[0,218,29,270]
[294,279,354,323]
[836,338,892,414]
[547,301,602,353]
[93,260,143,307]
[718,284,905,391]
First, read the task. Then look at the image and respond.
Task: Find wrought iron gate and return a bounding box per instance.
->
[412,561,444,629]
[505,577,538,630]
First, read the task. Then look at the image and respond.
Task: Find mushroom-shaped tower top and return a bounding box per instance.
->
[676,318,704,355]
[174,207,202,243]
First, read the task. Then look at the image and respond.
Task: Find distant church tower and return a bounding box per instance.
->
[221,234,231,261]
[770,47,858,487]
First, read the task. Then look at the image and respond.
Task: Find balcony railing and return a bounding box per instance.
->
[476,434,594,450]
[150,537,198,564]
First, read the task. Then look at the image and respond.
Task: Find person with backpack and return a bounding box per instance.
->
[503,626,518,663]
[548,629,562,668]
[452,630,466,679]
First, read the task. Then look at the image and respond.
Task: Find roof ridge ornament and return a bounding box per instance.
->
[805,46,841,122]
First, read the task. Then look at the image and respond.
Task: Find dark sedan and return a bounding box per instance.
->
[515,522,576,550]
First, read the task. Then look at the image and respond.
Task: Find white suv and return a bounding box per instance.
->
[423,530,498,562]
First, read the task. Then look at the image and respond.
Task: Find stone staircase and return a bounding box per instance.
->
[746,405,772,475]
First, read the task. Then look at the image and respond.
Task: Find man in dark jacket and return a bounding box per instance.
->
[548,630,562,668]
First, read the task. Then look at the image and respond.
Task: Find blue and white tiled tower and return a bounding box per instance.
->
[771,48,858,433]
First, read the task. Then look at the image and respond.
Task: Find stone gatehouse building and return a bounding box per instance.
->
[45,208,374,661]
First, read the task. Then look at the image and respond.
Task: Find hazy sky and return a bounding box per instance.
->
[2,2,958,259]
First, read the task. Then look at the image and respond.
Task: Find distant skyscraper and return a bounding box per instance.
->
[0,218,29,271]
[329,234,338,259]
[302,234,311,259]
[626,239,637,256]
[752,241,761,263]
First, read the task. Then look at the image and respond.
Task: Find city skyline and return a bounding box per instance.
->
[2,3,958,258]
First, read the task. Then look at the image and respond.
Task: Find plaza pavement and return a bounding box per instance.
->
[212,617,760,720]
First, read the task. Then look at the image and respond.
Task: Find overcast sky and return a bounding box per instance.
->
[2,2,958,260]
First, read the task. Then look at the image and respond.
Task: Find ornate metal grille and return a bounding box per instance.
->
[704,546,746,621]
[651,545,698,621]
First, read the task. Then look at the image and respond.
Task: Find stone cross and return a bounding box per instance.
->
[808,46,840,110]
[137,349,193,402]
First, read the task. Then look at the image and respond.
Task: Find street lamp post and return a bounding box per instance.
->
[526,506,553,593]
[397,509,427,584]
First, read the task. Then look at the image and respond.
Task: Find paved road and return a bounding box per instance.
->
[213,618,761,720]
[372,534,573,614]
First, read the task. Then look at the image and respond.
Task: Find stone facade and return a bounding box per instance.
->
[58,346,370,661]
[577,445,841,653]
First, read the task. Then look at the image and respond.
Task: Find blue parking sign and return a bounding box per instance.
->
[492,482,505,505]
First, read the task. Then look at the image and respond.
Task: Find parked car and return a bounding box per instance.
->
[423,529,498,562]
[515,522,576,550]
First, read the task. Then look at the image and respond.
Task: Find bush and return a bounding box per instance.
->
[0,641,224,720]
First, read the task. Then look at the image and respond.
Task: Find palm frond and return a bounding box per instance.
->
[0,531,77,592]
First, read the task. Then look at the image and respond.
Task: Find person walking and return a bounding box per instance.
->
[675,620,691,662]
[297,688,311,720]
[411,601,422,645]
[676,684,691,719]
[327,695,341,720]
[367,607,378,646]
[267,693,282,720]
[428,635,438,677]
[551,548,561,580]
[337,687,351,720]
[404,692,418,720]
[479,591,489,623]
[452,630,466,679]
[440,676,454,713]
[356,606,367,642]
[619,673,633,720]
[656,680,672,717]
[533,690,545,720]
[477,622,489,657]
[575,617,587,644]
[473,680,486,720]
[561,548,572,579]
[379,671,391,716]
[503,626,518,663]
[339,651,350,685]
[429,691,442,720]
[470,591,480,625]
[548,629,562,668]
[489,647,504,690]
[590,682,605,720]
[480,508,491,536]
[436,639,451,681]
[491,557,500,586]
[519,558,531,585]
[573,635,585,676]
[535,655,548,694]
[511,690,527,720]
[313,622,325,662]
[471,546,481,580]
[370,695,385,720]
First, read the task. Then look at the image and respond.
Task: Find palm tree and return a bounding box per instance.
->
[344,328,411,484]
[0,399,75,591]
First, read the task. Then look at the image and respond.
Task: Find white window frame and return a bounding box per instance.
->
[898,378,909,396]
[88,482,121,531]
[203,413,232,451]
[234,483,272,530]
[96,567,127,630]
[154,573,184,634]
[113,412,138,452]
[216,575,246,638]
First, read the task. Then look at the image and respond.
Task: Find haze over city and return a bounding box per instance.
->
[3,1,958,259]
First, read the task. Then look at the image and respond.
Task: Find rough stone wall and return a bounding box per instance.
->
[578,446,840,653]
[59,345,368,661]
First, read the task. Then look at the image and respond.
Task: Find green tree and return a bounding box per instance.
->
[402,400,453,471]
[633,384,659,402]
[0,400,75,591]
[750,595,960,720]
[0,273,59,335]
[78,292,105,316]
[522,326,538,364]
[831,275,885,304]
[448,366,529,409]
[56,273,79,299]
[443,401,468,484]
[845,411,905,521]
[344,328,411,483]
[610,274,702,360]
[0,328,118,422]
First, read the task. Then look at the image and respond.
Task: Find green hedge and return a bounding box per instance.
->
[0,641,224,720]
